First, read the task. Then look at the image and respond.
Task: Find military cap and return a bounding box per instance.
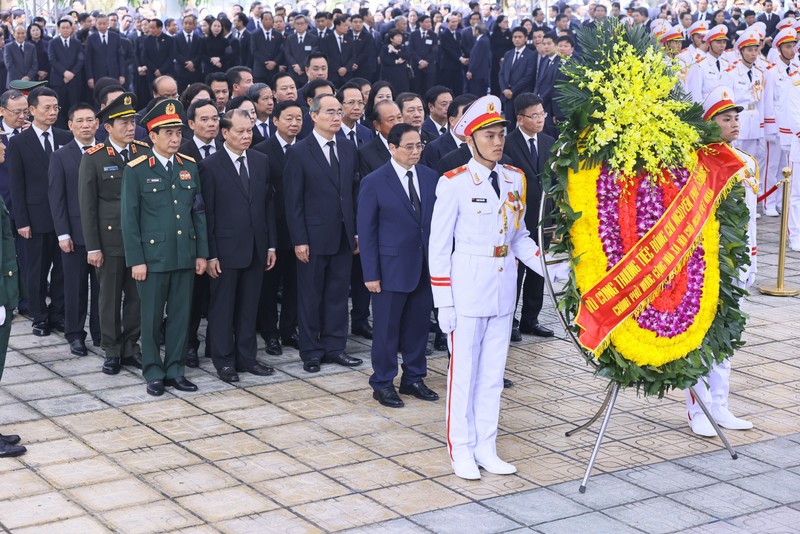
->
[735,28,760,50]
[703,86,743,121]
[139,99,184,132]
[96,92,137,123]
[777,17,795,30]
[774,27,797,47]
[9,80,47,95]
[703,24,729,42]
[659,25,683,45]
[688,20,708,36]
[454,95,509,137]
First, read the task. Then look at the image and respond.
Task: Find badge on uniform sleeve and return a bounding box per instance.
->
[179,170,192,181]
[471,198,487,203]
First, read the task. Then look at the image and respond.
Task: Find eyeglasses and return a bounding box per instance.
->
[343,100,365,107]
[2,107,27,116]
[398,143,424,152]
[519,112,548,120]
[319,110,344,117]
[39,105,61,113]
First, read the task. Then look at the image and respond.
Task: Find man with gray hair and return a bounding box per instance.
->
[283,15,318,87]
[247,82,274,143]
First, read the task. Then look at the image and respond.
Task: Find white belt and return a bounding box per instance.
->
[454,243,508,257]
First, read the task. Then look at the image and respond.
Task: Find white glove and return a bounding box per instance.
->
[766,133,779,145]
[547,259,571,283]
[0,306,6,326]
[438,306,457,334]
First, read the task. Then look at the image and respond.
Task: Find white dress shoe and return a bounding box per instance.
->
[475,455,517,475]
[688,413,717,437]
[764,208,780,217]
[711,406,753,430]
[452,458,481,480]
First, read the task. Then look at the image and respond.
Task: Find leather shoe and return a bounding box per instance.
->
[266,337,282,356]
[164,376,198,392]
[49,319,65,333]
[510,326,522,342]
[102,357,121,375]
[185,347,199,368]
[69,339,88,356]
[32,321,50,337]
[351,324,373,340]
[503,378,514,388]
[121,352,143,369]
[475,454,517,475]
[433,332,448,351]
[373,386,404,408]
[146,379,164,396]
[0,433,21,445]
[303,361,321,373]
[0,441,26,458]
[323,353,362,367]
[282,333,300,349]
[237,363,275,376]
[217,367,240,383]
[399,381,439,401]
[519,322,554,337]
[452,457,481,480]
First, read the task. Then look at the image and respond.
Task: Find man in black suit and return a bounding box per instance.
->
[499,27,537,129]
[48,18,84,129]
[174,14,203,92]
[200,109,276,383]
[350,14,377,83]
[139,19,175,88]
[420,93,474,171]
[249,83,274,143]
[85,14,125,91]
[283,15,318,87]
[504,93,555,340]
[48,103,101,356]
[180,98,222,366]
[397,92,436,146]
[533,33,560,138]
[321,15,355,88]
[251,12,285,85]
[466,24,491,97]
[409,15,438,95]
[233,13,254,68]
[439,15,464,96]
[359,100,402,177]
[422,86,452,139]
[8,87,72,336]
[757,0,780,37]
[284,94,363,373]
[252,101,302,356]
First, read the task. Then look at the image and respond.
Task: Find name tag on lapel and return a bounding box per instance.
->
[304,45,312,51]
[471,198,487,203]
[103,165,119,172]
[146,178,161,183]
[425,39,433,45]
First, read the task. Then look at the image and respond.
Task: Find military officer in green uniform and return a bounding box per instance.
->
[79,92,147,375]
[121,99,209,396]
[0,137,27,457]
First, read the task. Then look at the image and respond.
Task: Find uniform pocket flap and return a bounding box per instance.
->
[142,231,165,244]
[145,181,167,192]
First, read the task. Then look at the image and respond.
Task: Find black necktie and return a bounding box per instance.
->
[459,142,467,149]
[348,131,357,145]
[120,148,129,163]
[529,137,539,171]
[64,38,68,48]
[102,34,106,45]
[788,66,792,75]
[12,129,18,136]
[747,69,753,82]
[716,59,721,71]
[42,132,52,155]
[327,140,339,176]
[299,35,303,45]
[202,145,211,158]
[166,160,173,175]
[237,156,250,194]
[439,126,446,135]
[338,35,343,52]
[489,170,500,198]
[266,31,271,42]
[539,57,550,77]
[82,145,92,152]
[407,170,421,218]
[512,50,520,67]
[187,33,192,44]
[261,123,269,139]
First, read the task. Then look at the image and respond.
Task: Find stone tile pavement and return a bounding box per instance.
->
[0,216,798,533]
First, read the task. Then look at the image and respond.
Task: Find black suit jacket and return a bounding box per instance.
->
[48,140,86,245]
[534,55,561,117]
[351,30,377,80]
[252,135,292,249]
[251,29,285,82]
[140,33,175,77]
[199,148,275,268]
[284,32,319,72]
[321,31,355,87]
[47,37,84,86]
[503,129,555,235]
[409,29,438,71]
[179,138,222,164]
[174,32,203,86]
[8,126,73,232]
[84,31,124,81]
[358,135,391,177]
[421,131,458,168]
[284,134,358,254]
[438,28,462,73]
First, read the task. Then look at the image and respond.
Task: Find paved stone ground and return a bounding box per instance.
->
[0,215,798,533]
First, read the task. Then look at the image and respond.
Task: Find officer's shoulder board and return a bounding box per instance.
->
[177,152,196,163]
[502,164,524,175]
[443,165,468,179]
[131,139,149,147]
[695,55,706,64]
[86,143,105,155]
[128,154,147,167]
[725,64,737,73]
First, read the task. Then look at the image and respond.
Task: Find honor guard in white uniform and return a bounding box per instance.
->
[685,86,755,437]
[783,67,800,250]
[763,28,800,216]
[429,95,555,480]
[686,25,730,103]
[678,20,708,64]
[765,17,796,64]
[661,26,691,90]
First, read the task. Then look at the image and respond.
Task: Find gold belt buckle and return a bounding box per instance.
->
[746,103,756,111]
[493,245,508,257]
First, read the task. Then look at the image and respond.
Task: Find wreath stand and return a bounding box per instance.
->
[537,195,738,494]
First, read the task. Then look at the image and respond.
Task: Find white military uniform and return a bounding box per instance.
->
[784,70,800,249]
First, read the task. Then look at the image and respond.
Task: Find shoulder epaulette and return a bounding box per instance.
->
[766,63,775,70]
[86,143,104,155]
[696,55,706,64]
[725,64,737,72]
[128,154,147,167]
[502,164,524,174]
[131,139,149,147]
[443,165,468,179]
[177,152,195,163]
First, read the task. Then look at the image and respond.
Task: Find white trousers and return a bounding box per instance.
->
[764,140,788,213]
[685,358,732,420]
[446,313,513,463]
[789,160,800,247]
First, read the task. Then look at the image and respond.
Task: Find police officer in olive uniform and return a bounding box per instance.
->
[121,99,209,396]
[79,92,147,375]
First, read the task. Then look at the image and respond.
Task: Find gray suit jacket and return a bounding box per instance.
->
[4,41,37,87]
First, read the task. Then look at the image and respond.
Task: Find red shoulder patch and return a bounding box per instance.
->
[443,165,468,179]
[502,164,524,174]
[148,156,156,168]
[86,143,104,155]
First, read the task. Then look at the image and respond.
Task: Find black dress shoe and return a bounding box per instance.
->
[323,353,363,367]
[69,339,88,356]
[164,376,198,392]
[434,332,448,351]
[237,363,275,376]
[0,433,21,445]
[32,321,50,337]
[373,386,404,408]
[0,441,26,457]
[92,339,101,347]
[519,322,554,337]
[49,319,65,333]
[425,347,433,356]
[185,347,199,368]
[303,361,321,373]
[351,324,373,340]
[282,333,300,350]
[147,379,164,396]
[503,378,514,388]
[266,337,282,356]
[121,352,143,369]
[399,381,439,401]
[510,326,522,342]
[217,367,240,383]
[102,357,121,375]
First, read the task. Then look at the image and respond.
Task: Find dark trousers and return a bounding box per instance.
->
[62,244,101,342]
[188,273,209,350]
[515,262,544,326]
[296,234,352,363]
[257,246,297,340]
[97,255,140,358]
[0,315,10,381]
[137,269,193,382]
[24,231,64,324]
[368,269,432,390]
[350,254,371,329]
[208,251,263,370]
[413,66,437,96]
[467,77,489,97]
[14,231,28,313]
[440,69,463,96]
[53,81,81,129]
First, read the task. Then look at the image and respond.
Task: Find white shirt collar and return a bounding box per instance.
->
[31,123,52,139]
[312,129,336,154]
[276,132,294,149]
[519,128,538,146]
[378,134,390,152]
[152,150,173,170]
[193,135,215,151]
[340,122,354,136]
[223,143,246,167]
[430,117,446,131]
[450,130,463,148]
[390,157,415,181]
[108,139,128,154]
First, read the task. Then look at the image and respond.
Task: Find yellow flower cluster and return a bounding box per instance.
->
[577,38,700,178]
[566,164,719,366]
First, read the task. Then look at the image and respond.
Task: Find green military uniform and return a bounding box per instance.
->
[0,196,22,379]
[120,99,209,384]
[78,93,147,374]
